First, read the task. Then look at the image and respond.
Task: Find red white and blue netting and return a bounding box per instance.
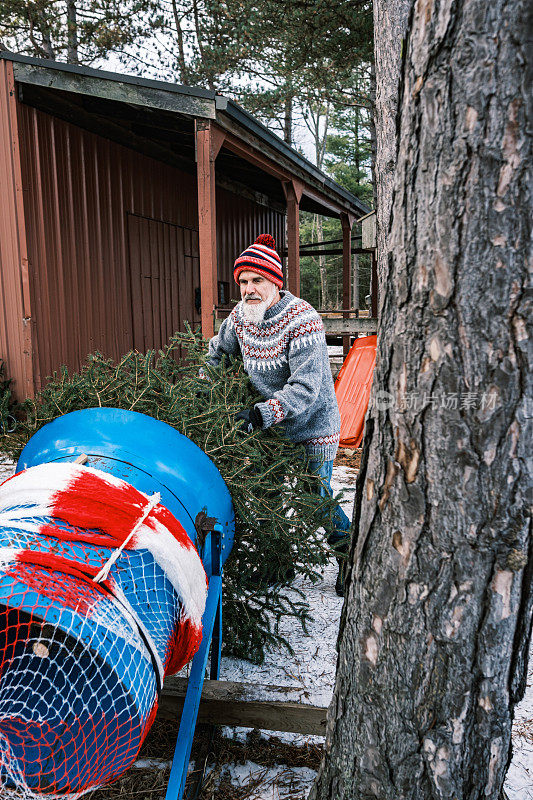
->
[0,462,207,797]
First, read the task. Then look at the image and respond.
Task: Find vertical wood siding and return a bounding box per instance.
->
[127,214,200,352]
[216,189,286,305]
[14,104,285,394]
[0,61,34,399]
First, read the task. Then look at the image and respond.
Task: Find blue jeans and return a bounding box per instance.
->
[308,459,351,548]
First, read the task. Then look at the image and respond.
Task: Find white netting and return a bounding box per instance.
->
[0,464,207,797]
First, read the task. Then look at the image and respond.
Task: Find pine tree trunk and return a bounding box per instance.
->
[369,61,377,202]
[66,0,78,64]
[284,92,293,146]
[354,105,360,177]
[30,7,55,59]
[172,0,189,84]
[310,0,532,798]
[372,0,410,299]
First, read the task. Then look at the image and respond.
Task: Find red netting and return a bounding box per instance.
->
[0,463,207,798]
[4,559,111,617]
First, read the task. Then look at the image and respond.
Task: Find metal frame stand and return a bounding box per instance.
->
[165,525,223,800]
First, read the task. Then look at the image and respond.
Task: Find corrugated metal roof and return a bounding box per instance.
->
[218,97,370,216]
[0,50,215,99]
[1,51,371,219]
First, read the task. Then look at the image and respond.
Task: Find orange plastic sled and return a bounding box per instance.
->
[334,334,377,448]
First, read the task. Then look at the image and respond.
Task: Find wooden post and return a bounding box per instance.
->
[283,180,303,296]
[0,60,34,399]
[353,253,359,316]
[196,121,224,338]
[352,252,360,346]
[341,213,355,356]
[371,249,378,319]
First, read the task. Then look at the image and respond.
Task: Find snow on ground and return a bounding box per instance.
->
[0,454,15,483]
[217,463,533,799]
[221,465,356,718]
[506,683,533,800]
[0,454,530,798]
[218,761,317,799]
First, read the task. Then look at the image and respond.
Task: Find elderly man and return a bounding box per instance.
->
[207,234,350,594]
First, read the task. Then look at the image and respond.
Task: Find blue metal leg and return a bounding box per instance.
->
[165,574,223,800]
[210,524,223,681]
[210,592,222,680]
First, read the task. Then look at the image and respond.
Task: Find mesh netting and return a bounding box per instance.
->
[0,463,207,797]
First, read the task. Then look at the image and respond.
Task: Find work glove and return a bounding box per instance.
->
[235,407,263,434]
[196,367,212,401]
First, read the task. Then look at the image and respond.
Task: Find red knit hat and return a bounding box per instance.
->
[233,234,284,288]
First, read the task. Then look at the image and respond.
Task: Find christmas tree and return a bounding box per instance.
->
[1,331,342,663]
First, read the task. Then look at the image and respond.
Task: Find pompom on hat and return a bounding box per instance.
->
[233,234,284,288]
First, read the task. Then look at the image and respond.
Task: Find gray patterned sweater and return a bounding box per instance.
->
[207,291,341,461]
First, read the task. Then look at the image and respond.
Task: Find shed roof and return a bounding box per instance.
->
[1,51,370,219]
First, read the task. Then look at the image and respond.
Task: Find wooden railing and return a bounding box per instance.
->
[214,307,378,335]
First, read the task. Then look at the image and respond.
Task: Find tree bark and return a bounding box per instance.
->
[66,0,78,64]
[284,90,294,146]
[372,0,411,304]
[369,61,377,203]
[172,0,189,84]
[310,0,532,798]
[28,8,55,60]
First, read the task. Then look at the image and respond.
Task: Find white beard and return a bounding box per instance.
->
[241,284,278,324]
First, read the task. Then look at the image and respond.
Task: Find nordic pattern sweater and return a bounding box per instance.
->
[207,291,341,461]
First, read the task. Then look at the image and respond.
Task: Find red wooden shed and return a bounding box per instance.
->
[0,52,368,399]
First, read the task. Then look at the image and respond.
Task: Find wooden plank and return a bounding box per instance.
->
[322,317,378,335]
[293,247,370,257]
[361,210,377,249]
[214,315,377,335]
[158,678,328,736]
[215,112,366,219]
[13,63,216,119]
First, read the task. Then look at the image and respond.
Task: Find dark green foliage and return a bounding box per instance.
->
[235,0,373,125]
[0,0,158,65]
[325,100,373,206]
[1,331,340,663]
[299,213,372,311]
[146,0,255,89]
[0,360,18,436]
[0,361,10,427]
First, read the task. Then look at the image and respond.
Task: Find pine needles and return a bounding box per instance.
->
[0,360,16,435]
[0,330,340,663]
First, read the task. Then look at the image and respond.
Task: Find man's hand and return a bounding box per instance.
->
[196,367,213,401]
[235,407,263,434]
